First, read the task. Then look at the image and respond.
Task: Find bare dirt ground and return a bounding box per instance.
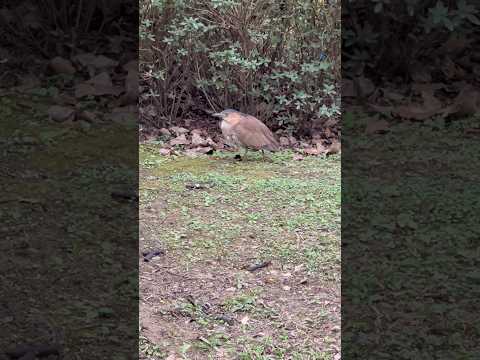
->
[139,146,341,359]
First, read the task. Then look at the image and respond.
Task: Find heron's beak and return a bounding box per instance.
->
[212,113,222,118]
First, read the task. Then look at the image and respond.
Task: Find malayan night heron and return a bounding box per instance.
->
[212,109,279,160]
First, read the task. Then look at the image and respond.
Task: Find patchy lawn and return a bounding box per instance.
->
[139,146,341,359]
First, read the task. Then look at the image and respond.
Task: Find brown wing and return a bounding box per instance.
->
[232,115,279,151]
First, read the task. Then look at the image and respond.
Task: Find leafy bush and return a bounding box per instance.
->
[343,0,479,82]
[140,0,341,132]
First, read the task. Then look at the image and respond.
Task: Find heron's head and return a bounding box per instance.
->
[211,109,239,123]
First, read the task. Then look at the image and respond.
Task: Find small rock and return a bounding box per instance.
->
[159,148,171,156]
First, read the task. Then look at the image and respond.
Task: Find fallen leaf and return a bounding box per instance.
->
[170,126,189,135]
[170,134,190,146]
[304,147,321,155]
[240,315,250,325]
[159,148,171,156]
[48,105,75,122]
[49,57,76,75]
[73,53,118,70]
[315,142,328,153]
[159,128,171,136]
[326,142,341,157]
[393,89,443,120]
[264,277,277,284]
[294,264,304,272]
[191,133,208,146]
[75,72,121,98]
[365,119,389,134]
[288,136,298,145]
[55,94,76,105]
[293,154,304,161]
[448,86,480,117]
[206,137,217,147]
[441,34,471,55]
[185,148,202,157]
[78,110,97,122]
[465,128,480,136]
[279,136,290,147]
[421,90,442,109]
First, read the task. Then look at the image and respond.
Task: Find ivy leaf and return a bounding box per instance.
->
[429,1,449,24]
[467,14,480,25]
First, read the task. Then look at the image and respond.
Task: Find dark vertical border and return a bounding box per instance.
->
[0,1,139,358]
[342,1,480,358]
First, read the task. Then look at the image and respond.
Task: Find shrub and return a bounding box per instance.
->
[140,0,341,133]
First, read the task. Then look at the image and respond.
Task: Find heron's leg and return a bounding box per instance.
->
[243,148,248,160]
[261,149,265,161]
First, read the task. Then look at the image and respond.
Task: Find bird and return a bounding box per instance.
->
[211,109,280,160]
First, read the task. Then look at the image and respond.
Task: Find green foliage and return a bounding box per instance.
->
[140,0,341,129]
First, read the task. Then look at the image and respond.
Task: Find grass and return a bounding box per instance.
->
[139,145,341,359]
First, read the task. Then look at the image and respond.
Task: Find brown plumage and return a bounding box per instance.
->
[212,109,279,159]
